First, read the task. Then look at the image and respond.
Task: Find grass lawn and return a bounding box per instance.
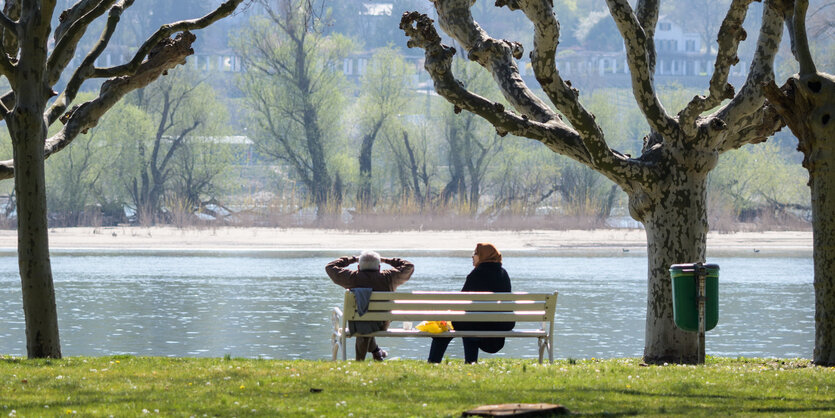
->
[0,356,832,417]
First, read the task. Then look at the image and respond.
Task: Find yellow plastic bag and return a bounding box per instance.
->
[416,320,454,333]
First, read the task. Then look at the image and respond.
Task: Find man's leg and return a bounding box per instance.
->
[428,337,452,363]
[355,337,378,361]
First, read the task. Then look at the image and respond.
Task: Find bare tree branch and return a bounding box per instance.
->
[713,0,784,139]
[787,0,817,75]
[92,0,243,78]
[679,0,754,134]
[55,0,108,42]
[0,9,16,35]
[0,31,200,180]
[400,11,585,160]
[46,0,130,125]
[432,0,557,123]
[47,0,121,86]
[504,1,606,155]
[605,0,678,139]
[716,102,785,152]
[635,0,660,73]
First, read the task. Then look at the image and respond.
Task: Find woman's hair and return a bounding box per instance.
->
[474,243,502,265]
[358,250,381,271]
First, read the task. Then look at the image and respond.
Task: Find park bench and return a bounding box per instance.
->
[330,290,558,363]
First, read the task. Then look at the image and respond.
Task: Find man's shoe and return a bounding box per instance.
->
[372,348,388,361]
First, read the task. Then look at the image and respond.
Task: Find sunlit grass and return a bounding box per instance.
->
[0,356,832,416]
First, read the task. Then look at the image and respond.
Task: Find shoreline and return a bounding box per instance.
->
[0,227,813,257]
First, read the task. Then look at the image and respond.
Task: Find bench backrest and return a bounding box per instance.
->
[343,291,558,323]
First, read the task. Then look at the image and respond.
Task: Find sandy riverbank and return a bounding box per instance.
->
[0,227,813,257]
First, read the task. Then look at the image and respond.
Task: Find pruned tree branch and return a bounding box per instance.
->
[92,0,243,78]
[635,0,660,73]
[605,0,678,139]
[55,0,108,42]
[0,9,16,35]
[434,0,556,124]
[46,0,130,125]
[505,0,608,165]
[400,11,584,161]
[716,102,785,152]
[714,0,784,133]
[0,31,198,180]
[679,0,754,134]
[46,0,122,87]
[787,0,817,75]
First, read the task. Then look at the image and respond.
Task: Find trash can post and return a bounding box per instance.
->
[696,262,706,364]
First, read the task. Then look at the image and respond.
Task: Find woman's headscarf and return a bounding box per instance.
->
[474,242,502,265]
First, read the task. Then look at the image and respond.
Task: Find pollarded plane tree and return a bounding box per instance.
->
[0,0,243,358]
[763,0,835,366]
[401,0,784,364]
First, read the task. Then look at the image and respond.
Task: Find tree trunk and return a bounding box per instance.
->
[402,132,424,208]
[9,98,62,359]
[812,142,835,365]
[638,170,708,364]
[357,125,380,212]
[765,73,835,365]
[303,108,331,220]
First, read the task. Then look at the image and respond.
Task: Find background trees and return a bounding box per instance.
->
[236,0,351,221]
[118,67,230,225]
[355,47,415,211]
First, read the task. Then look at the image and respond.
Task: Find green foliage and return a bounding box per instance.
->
[709,142,810,214]
[234,6,353,212]
[0,356,831,416]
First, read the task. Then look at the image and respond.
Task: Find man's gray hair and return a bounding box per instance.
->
[358,250,381,271]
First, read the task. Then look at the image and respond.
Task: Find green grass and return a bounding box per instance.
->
[0,356,833,416]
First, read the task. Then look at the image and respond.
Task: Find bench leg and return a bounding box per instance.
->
[537,337,546,364]
[331,332,340,361]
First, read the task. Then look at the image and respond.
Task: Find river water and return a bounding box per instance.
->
[0,250,814,361]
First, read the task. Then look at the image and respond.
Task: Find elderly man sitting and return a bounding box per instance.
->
[326,250,414,361]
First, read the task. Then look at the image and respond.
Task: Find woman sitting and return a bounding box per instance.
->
[427,242,515,363]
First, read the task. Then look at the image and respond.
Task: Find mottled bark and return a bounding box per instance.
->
[765,73,835,365]
[402,0,783,364]
[764,0,835,366]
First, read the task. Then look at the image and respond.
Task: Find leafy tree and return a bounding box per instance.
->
[708,142,809,220]
[439,59,502,214]
[763,0,835,366]
[402,0,784,364]
[0,0,242,358]
[116,66,228,225]
[168,136,235,217]
[235,0,351,220]
[355,46,414,211]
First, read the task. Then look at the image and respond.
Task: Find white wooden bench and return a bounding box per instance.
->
[330,290,558,363]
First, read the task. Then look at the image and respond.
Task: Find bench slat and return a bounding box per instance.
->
[368,291,552,301]
[354,329,548,338]
[346,311,548,322]
[367,301,548,312]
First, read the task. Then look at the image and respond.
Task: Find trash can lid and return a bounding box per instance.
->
[669,263,720,271]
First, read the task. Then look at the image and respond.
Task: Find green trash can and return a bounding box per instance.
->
[669,263,719,332]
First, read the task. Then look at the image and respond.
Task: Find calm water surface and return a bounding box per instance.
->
[0,251,813,360]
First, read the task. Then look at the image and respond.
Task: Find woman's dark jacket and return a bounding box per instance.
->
[453,262,515,331]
